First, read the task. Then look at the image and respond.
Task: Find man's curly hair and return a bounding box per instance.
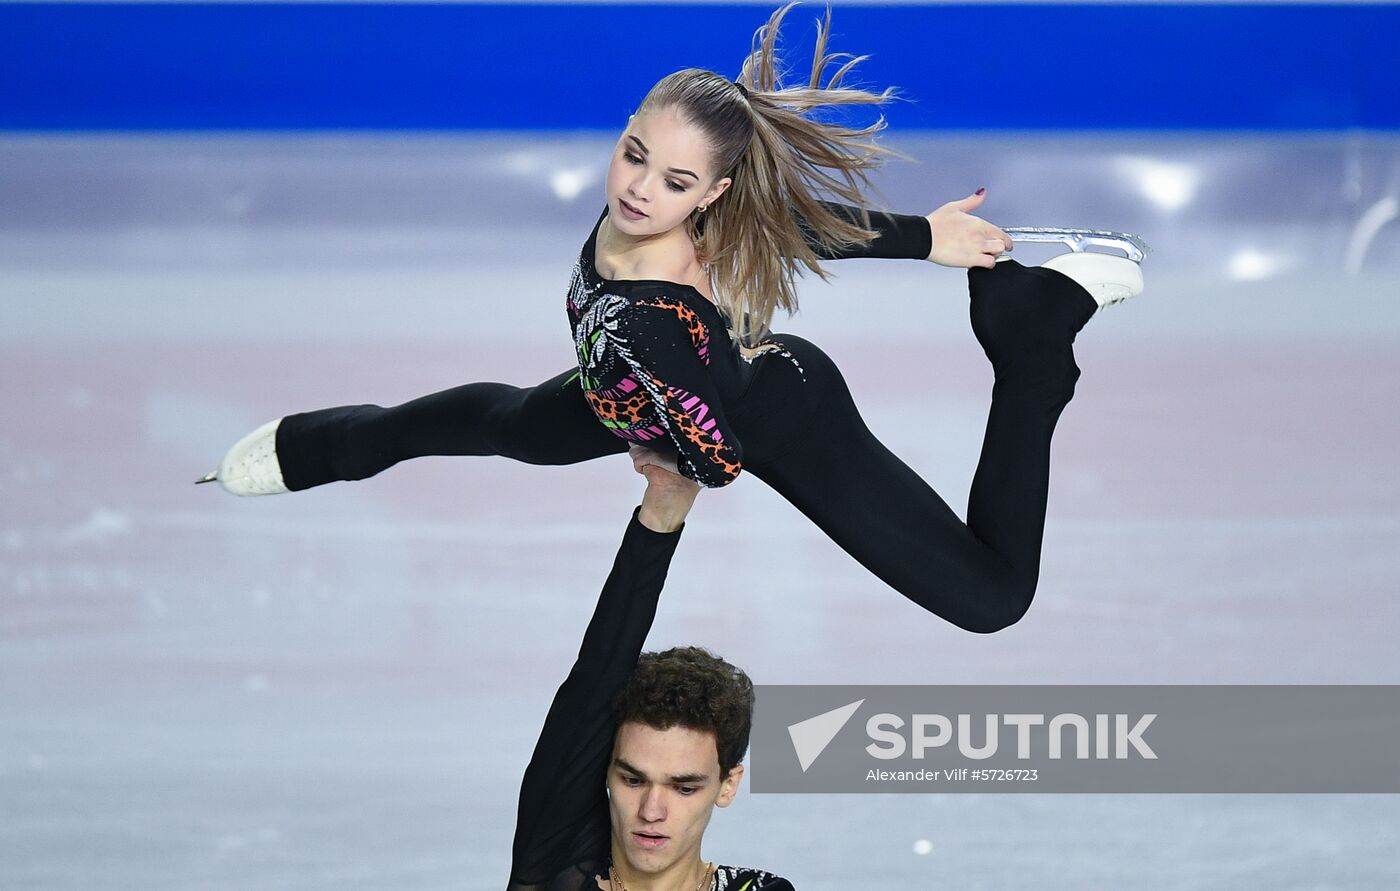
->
[611,646,755,778]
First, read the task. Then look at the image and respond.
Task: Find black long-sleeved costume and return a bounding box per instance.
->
[565,203,933,488]
[507,508,792,891]
[276,202,1097,633]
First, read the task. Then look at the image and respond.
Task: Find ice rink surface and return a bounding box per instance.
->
[3,132,1399,888]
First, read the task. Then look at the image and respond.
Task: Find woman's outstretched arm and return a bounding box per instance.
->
[802,200,933,261]
[803,190,1014,268]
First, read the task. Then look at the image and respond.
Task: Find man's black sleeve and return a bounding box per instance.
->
[507,507,683,891]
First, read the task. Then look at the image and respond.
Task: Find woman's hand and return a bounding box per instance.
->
[925,189,1013,270]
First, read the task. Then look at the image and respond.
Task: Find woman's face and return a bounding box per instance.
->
[605,106,731,237]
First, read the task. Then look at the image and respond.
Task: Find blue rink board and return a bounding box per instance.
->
[1,3,1397,131]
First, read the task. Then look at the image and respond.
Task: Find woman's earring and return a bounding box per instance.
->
[698,204,708,213]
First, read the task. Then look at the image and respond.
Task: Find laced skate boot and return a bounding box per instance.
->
[997,228,1151,310]
[194,418,288,496]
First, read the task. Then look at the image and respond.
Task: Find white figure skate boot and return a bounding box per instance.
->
[997,228,1152,309]
[194,418,289,496]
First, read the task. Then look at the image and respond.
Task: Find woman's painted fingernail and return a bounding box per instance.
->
[975,187,986,196]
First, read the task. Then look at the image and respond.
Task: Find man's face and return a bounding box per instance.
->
[607,721,743,876]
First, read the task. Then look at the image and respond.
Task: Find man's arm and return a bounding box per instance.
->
[507,470,700,890]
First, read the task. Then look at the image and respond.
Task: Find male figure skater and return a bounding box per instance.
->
[508,462,792,891]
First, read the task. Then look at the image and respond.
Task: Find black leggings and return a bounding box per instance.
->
[276,260,1098,633]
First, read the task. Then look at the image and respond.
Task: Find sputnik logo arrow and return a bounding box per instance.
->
[787,699,865,772]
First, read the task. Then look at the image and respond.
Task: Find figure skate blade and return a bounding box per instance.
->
[1002,227,1152,263]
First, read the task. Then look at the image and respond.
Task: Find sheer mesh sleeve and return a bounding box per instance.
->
[800,201,933,261]
[507,507,684,891]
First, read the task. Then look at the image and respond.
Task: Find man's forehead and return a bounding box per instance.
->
[613,722,720,777]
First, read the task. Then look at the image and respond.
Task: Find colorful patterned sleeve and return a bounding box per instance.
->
[617,292,744,489]
[801,200,933,261]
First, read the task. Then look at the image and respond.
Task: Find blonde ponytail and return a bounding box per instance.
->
[636,2,906,345]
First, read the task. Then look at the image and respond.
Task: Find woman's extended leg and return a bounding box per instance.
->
[274,368,628,490]
[735,259,1098,633]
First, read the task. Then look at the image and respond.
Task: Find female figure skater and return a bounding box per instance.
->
[200,3,1145,634]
